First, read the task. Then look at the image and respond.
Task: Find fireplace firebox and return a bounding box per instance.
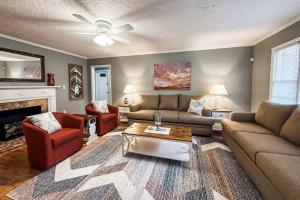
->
[0,106,42,140]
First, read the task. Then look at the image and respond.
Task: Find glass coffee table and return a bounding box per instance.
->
[122,122,192,162]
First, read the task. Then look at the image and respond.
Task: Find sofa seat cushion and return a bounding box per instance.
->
[50,128,80,147]
[158,110,179,123]
[256,153,300,200]
[222,119,274,137]
[101,113,117,122]
[127,110,155,121]
[255,101,297,134]
[234,132,300,162]
[178,112,214,125]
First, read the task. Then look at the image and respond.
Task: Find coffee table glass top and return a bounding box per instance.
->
[122,122,192,142]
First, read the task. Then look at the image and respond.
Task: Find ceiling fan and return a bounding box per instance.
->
[72,14,134,46]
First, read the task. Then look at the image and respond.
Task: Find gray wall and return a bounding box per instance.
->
[0,37,88,114]
[252,21,300,111]
[88,47,253,111]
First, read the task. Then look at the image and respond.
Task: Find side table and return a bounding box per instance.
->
[211,109,232,132]
[118,104,131,124]
[74,114,97,145]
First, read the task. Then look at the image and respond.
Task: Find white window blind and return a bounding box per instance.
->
[270,42,300,104]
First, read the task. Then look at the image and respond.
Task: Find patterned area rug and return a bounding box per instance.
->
[7,132,262,200]
[0,136,26,154]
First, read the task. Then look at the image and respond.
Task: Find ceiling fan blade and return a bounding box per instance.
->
[73,32,98,35]
[110,35,131,44]
[110,24,134,34]
[72,14,96,27]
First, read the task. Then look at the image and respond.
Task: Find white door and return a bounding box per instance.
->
[95,69,111,103]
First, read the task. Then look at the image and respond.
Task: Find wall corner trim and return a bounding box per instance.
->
[0,33,88,59]
[252,15,300,45]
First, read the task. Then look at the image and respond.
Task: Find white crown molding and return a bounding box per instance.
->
[253,15,300,45]
[88,44,253,59]
[0,33,87,59]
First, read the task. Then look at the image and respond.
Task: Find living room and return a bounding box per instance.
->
[0,1,300,200]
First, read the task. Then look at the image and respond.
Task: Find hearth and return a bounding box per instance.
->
[0,106,42,140]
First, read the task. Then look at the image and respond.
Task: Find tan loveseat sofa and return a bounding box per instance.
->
[127,94,214,136]
[222,101,300,200]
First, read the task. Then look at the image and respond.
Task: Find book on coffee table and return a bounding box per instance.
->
[144,126,171,135]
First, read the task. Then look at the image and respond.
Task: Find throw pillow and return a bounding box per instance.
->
[92,100,109,113]
[187,99,205,115]
[27,112,62,134]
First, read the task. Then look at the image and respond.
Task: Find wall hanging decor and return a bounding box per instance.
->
[69,64,83,100]
[154,61,191,90]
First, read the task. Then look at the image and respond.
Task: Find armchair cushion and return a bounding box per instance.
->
[50,128,80,147]
[101,113,118,122]
[92,100,109,113]
[27,112,62,134]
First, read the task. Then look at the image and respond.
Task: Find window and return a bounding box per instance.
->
[270,40,300,104]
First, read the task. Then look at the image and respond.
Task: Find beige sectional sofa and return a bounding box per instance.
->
[222,101,300,200]
[127,94,214,136]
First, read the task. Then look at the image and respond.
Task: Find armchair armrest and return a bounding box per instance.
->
[231,112,256,122]
[22,120,54,168]
[108,104,118,113]
[62,114,84,131]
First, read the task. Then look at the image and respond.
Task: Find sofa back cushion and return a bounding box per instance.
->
[178,95,204,111]
[255,101,297,134]
[159,95,178,110]
[140,95,159,110]
[280,107,300,146]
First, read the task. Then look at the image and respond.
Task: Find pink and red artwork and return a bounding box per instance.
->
[154,61,191,90]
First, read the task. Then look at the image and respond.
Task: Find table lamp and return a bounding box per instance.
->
[210,84,228,110]
[123,84,137,105]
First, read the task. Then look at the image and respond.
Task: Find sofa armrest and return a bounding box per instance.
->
[62,114,84,131]
[202,109,212,117]
[108,104,118,114]
[130,104,141,112]
[231,112,256,122]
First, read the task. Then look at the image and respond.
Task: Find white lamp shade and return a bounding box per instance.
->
[123,84,137,94]
[210,84,228,95]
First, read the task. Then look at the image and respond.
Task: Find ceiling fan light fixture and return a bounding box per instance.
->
[93,34,114,46]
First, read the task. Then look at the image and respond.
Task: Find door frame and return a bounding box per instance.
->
[90,65,112,104]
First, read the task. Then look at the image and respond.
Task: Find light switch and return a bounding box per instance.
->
[62,85,66,90]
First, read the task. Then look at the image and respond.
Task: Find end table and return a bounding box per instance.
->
[211,109,232,132]
[118,104,131,124]
[74,114,97,145]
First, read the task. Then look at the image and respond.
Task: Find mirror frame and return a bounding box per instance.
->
[0,47,45,82]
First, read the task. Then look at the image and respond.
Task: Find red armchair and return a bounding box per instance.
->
[85,103,118,136]
[22,112,84,170]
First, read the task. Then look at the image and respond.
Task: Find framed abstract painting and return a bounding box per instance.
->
[154,61,191,90]
[69,64,83,100]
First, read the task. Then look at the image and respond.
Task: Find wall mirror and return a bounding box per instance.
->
[0,47,45,82]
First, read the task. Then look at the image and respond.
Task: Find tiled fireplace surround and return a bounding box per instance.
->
[0,86,59,140]
[0,86,59,112]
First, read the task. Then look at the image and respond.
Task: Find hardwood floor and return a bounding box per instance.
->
[0,145,40,200]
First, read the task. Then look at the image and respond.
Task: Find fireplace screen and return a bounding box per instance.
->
[0,106,42,140]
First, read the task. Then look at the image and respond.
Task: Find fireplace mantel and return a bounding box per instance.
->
[0,86,60,89]
[0,86,60,111]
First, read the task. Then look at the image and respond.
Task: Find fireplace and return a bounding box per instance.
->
[0,98,48,141]
[0,106,42,140]
[0,86,58,141]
